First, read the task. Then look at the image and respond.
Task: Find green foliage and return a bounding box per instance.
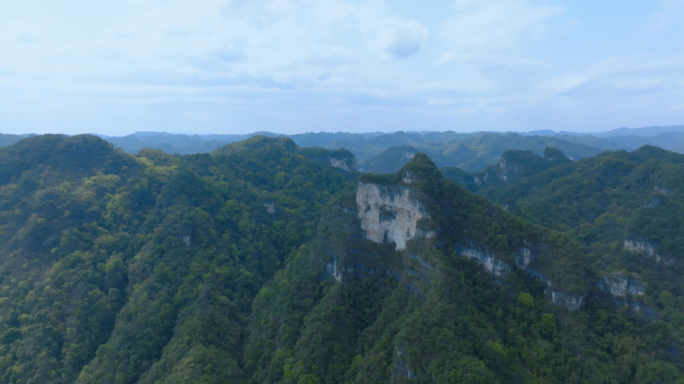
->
[244,151,684,383]
[442,147,572,192]
[517,292,534,307]
[0,134,353,384]
[1,135,684,384]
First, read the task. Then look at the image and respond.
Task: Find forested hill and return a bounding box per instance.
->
[442,145,684,378]
[0,135,683,383]
[441,147,573,191]
[467,146,684,310]
[360,133,604,173]
[0,134,354,383]
[245,153,684,383]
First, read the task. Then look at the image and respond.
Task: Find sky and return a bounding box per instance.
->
[1,0,683,136]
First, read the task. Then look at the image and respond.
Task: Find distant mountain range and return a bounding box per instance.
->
[1,125,682,173]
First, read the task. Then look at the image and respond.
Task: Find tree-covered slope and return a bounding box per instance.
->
[476,146,684,292]
[442,147,572,192]
[244,154,684,384]
[446,145,684,297]
[0,134,354,383]
[444,145,684,381]
[1,135,684,384]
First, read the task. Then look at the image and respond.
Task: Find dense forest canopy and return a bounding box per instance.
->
[0,134,682,383]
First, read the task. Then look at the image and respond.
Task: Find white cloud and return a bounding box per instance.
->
[0,0,434,95]
[547,56,684,97]
[2,0,684,135]
[369,16,429,59]
[436,0,562,66]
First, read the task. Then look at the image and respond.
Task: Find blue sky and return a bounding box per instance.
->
[1,0,683,135]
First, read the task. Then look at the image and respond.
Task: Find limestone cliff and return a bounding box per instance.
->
[459,248,511,277]
[624,238,660,260]
[551,291,586,311]
[356,182,432,251]
[457,244,589,311]
[322,154,598,313]
[329,157,356,172]
[594,274,646,297]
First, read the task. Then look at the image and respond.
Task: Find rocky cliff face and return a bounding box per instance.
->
[356,182,432,250]
[354,174,589,312]
[457,244,588,311]
[459,248,511,277]
[349,164,631,314]
[594,274,646,297]
[458,242,650,311]
[329,157,356,172]
[624,238,659,259]
[551,291,586,311]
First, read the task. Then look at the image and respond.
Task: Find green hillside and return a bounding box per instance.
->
[0,136,682,383]
[0,135,354,383]
[475,146,684,297]
[244,154,684,383]
[441,147,573,192]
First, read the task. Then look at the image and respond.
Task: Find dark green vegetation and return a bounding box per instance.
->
[442,147,573,191]
[246,153,684,384]
[0,134,353,383]
[469,145,684,298]
[444,145,684,381]
[0,134,684,383]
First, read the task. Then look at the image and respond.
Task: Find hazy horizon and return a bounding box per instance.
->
[6,124,684,138]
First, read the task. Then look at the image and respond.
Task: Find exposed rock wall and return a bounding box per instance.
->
[325,254,343,282]
[594,274,645,297]
[352,181,646,314]
[459,248,510,277]
[264,202,276,214]
[645,195,664,208]
[551,291,586,311]
[459,246,538,279]
[458,244,590,311]
[356,182,430,251]
[624,238,658,258]
[515,247,533,269]
[655,185,671,195]
[181,235,191,247]
[329,157,356,172]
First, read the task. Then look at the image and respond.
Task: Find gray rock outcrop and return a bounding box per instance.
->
[551,291,586,311]
[624,238,658,258]
[594,274,646,297]
[328,157,356,172]
[356,182,432,251]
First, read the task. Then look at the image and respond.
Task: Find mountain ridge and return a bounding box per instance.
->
[0,135,682,383]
